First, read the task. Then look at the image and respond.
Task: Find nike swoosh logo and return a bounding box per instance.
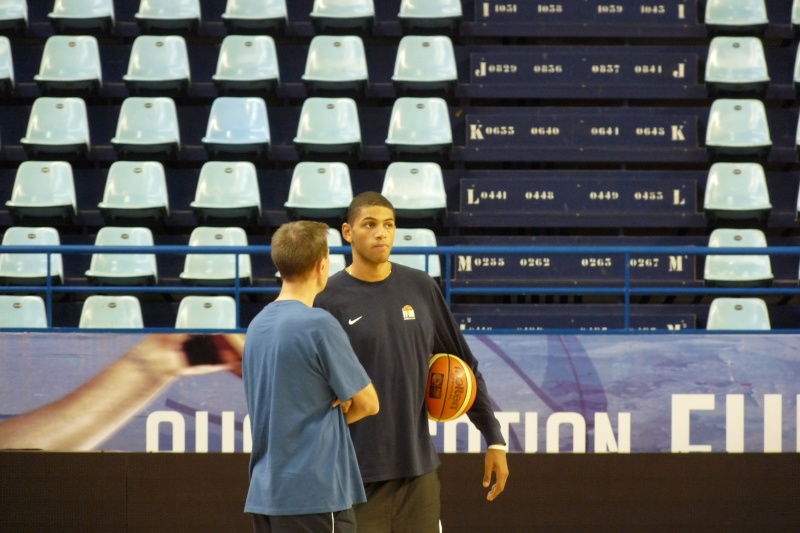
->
[348,316,363,325]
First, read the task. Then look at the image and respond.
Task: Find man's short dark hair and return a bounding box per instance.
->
[346,192,395,225]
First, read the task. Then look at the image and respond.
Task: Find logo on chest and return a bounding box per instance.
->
[402,305,416,321]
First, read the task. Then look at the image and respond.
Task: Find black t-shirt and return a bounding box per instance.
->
[315,263,505,483]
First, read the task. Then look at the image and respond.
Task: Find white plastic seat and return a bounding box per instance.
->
[0,36,14,96]
[79,295,143,329]
[201,97,270,160]
[213,35,280,95]
[48,0,114,34]
[175,295,238,330]
[704,162,771,225]
[389,228,441,278]
[302,35,368,95]
[34,36,102,96]
[704,228,773,287]
[191,161,261,223]
[221,0,287,34]
[0,227,63,285]
[705,37,769,97]
[98,161,169,224]
[123,35,191,96]
[398,0,462,34]
[85,226,158,286]
[327,228,346,275]
[705,99,771,161]
[392,35,456,94]
[135,0,201,35]
[284,161,352,220]
[21,97,90,160]
[0,295,47,328]
[705,0,767,36]
[794,0,800,34]
[111,97,180,160]
[293,97,361,160]
[180,227,252,286]
[381,162,446,220]
[706,297,771,330]
[6,161,77,223]
[386,97,452,159]
[0,0,27,33]
[793,45,800,97]
[310,0,374,34]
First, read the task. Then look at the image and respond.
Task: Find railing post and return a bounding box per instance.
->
[624,252,631,332]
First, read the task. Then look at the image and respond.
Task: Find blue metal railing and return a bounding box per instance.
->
[1,243,798,333]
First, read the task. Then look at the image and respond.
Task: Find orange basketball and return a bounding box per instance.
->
[426,353,477,422]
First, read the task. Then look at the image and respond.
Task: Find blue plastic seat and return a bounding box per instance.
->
[310,0,374,35]
[0,226,63,286]
[98,161,169,225]
[191,161,261,224]
[6,161,77,223]
[135,0,201,35]
[392,35,456,95]
[385,97,452,160]
[179,227,252,287]
[21,97,90,160]
[48,0,114,34]
[0,0,27,33]
[706,297,770,330]
[0,295,47,329]
[123,35,191,96]
[111,97,180,160]
[85,226,158,286]
[285,161,352,220]
[705,37,768,98]
[202,97,270,160]
[294,97,361,161]
[0,35,14,96]
[704,228,773,288]
[705,99,771,161]
[175,295,238,330]
[381,162,446,221]
[398,0,462,34]
[79,295,144,329]
[705,0,767,36]
[213,35,280,95]
[703,162,770,225]
[221,0,287,34]
[302,35,368,95]
[389,228,441,278]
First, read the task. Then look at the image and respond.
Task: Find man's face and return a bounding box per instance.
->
[343,205,396,266]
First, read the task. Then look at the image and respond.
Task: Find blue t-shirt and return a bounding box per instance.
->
[243,300,371,516]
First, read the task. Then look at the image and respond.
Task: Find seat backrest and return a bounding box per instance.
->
[705,0,768,26]
[223,0,287,19]
[794,0,800,26]
[0,36,14,87]
[302,35,368,83]
[49,0,114,21]
[0,0,27,22]
[704,228,772,282]
[124,35,190,83]
[0,226,63,282]
[310,0,374,18]
[79,295,143,329]
[0,295,47,328]
[175,295,237,329]
[98,161,169,212]
[705,99,771,147]
[180,226,252,282]
[86,226,157,281]
[386,97,452,145]
[136,0,200,19]
[7,161,76,211]
[705,36,768,84]
[390,228,441,277]
[21,97,90,147]
[191,161,261,209]
[327,227,346,274]
[35,35,102,85]
[382,162,446,210]
[213,35,279,82]
[202,97,270,145]
[285,162,353,208]
[706,297,771,330]
[392,35,456,83]
[703,162,771,211]
[112,97,180,146]
[294,97,361,145]
[398,0,462,18]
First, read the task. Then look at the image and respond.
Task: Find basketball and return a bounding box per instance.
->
[426,353,477,422]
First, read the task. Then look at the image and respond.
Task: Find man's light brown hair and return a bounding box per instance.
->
[271,220,329,281]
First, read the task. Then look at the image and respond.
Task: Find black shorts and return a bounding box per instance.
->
[251,508,356,533]
[354,470,441,533]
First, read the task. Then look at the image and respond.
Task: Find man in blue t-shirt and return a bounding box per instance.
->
[243,220,379,533]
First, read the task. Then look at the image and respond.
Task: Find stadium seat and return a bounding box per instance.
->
[704,228,773,288]
[48,0,114,34]
[0,226,63,285]
[389,228,441,278]
[385,97,452,160]
[34,35,102,96]
[85,226,158,286]
[0,0,27,34]
[381,162,446,220]
[794,0,800,35]
[703,162,771,226]
[704,0,768,36]
[327,228,346,275]
[20,97,90,160]
[134,0,201,35]
[293,97,361,161]
[123,35,191,96]
[705,37,769,98]
[212,35,280,95]
[285,161,352,221]
[705,99,771,161]
[221,0,287,34]
[0,295,47,328]
[79,295,144,329]
[392,35,456,95]
[201,97,270,160]
[398,0,462,34]
[302,35,368,95]
[111,97,180,160]
[6,161,77,223]
[0,294,47,329]
[98,161,169,225]
[706,297,771,330]
[175,295,238,330]
[0,36,14,96]
[179,227,252,286]
[190,161,261,224]
[793,47,800,97]
[310,0,374,35]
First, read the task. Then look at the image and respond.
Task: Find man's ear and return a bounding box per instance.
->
[342,223,352,242]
